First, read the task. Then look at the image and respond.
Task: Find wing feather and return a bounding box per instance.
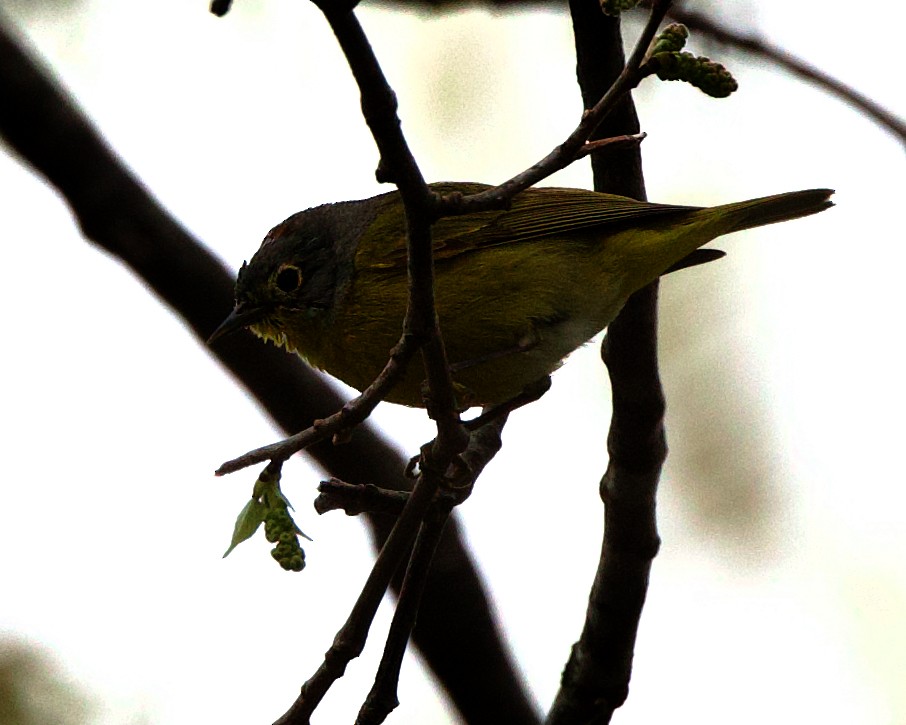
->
[357,182,700,270]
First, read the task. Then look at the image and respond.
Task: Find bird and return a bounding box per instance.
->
[210,182,833,409]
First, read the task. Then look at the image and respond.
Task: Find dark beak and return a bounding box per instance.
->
[207,303,269,345]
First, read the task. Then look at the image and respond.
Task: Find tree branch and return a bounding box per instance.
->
[547,2,666,723]
[356,416,506,725]
[274,459,446,725]
[664,3,906,149]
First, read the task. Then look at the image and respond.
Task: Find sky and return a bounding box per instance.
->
[1,1,904,723]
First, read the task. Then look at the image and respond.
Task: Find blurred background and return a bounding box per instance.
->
[0,0,903,723]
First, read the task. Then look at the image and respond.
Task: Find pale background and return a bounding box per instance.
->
[1,0,904,723]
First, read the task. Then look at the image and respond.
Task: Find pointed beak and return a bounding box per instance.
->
[207,303,269,345]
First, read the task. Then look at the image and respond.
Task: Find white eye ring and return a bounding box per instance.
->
[275,265,302,293]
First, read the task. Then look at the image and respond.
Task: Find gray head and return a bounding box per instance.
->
[208,197,377,344]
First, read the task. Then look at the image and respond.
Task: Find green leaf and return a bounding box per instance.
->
[266,486,294,511]
[223,498,267,558]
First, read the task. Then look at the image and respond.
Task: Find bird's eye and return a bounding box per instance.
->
[275,265,302,293]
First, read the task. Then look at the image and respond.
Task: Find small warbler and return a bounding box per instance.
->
[210,182,833,408]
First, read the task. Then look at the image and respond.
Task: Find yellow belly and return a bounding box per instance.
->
[305,235,632,408]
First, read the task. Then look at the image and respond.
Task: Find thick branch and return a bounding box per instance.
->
[547,3,665,723]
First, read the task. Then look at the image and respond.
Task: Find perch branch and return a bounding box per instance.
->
[273,464,443,725]
[356,414,507,724]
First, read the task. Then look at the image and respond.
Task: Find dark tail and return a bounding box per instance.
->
[722,188,835,234]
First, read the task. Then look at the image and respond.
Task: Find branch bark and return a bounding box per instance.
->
[547,3,665,723]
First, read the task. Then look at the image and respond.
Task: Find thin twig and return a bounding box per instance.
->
[355,414,507,724]
[215,334,419,475]
[315,479,411,517]
[438,0,671,216]
[356,504,454,725]
[665,3,906,148]
[576,132,647,160]
[273,466,443,725]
